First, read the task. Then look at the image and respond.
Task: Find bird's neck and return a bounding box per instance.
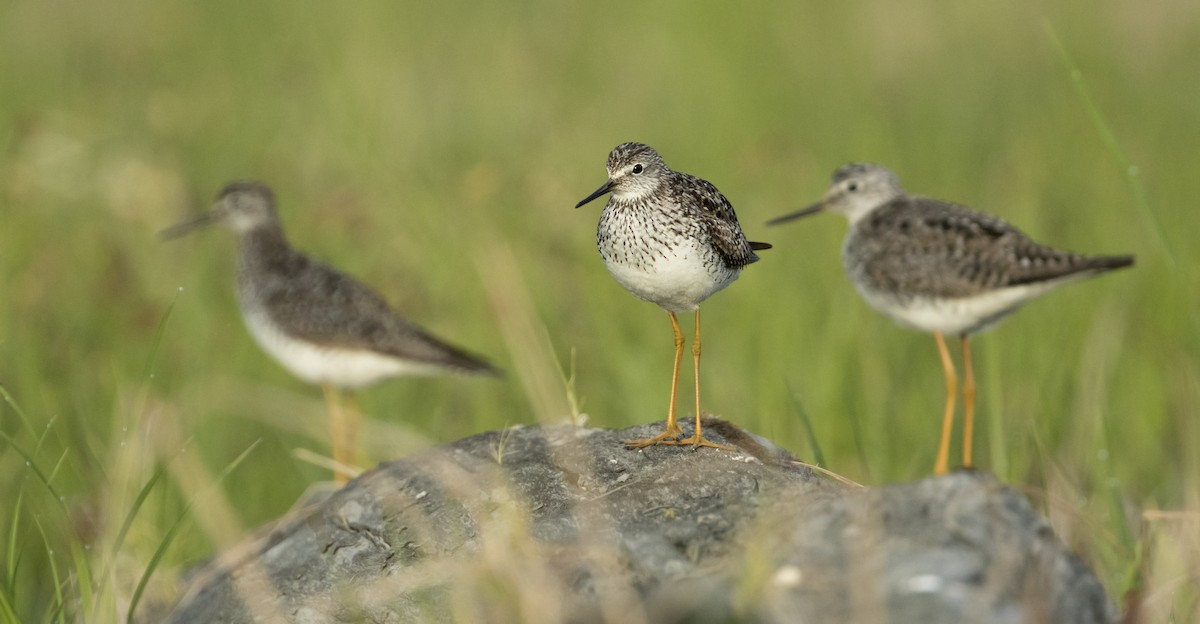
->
[610,183,665,208]
[844,207,876,228]
[237,224,294,276]
[845,197,900,228]
[611,169,671,205]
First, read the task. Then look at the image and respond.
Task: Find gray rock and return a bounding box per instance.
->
[162,420,1117,623]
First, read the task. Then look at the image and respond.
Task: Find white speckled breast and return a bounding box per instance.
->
[598,203,738,313]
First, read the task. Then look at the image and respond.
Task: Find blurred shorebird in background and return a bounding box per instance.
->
[769,163,1133,475]
[163,181,498,482]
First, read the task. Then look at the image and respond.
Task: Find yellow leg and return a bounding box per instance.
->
[961,334,975,469]
[672,308,735,452]
[322,383,351,484]
[933,331,958,476]
[625,312,687,448]
[694,309,703,437]
[344,391,361,473]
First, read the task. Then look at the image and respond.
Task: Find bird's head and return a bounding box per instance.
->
[768,163,904,227]
[161,180,279,240]
[575,142,668,208]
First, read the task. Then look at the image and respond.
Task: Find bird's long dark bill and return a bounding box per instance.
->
[575,179,614,208]
[159,212,216,241]
[766,202,825,226]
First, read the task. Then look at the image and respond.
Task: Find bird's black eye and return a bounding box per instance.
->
[631,164,644,174]
[847,182,859,192]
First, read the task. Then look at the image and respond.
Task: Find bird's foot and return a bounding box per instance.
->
[668,434,737,452]
[624,422,686,449]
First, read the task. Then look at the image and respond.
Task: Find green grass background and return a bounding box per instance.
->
[1,0,1198,620]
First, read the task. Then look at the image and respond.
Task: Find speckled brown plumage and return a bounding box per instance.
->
[770,162,1133,336]
[576,142,770,451]
[234,219,497,376]
[845,194,1134,301]
[580,142,770,313]
[162,180,498,482]
[232,182,498,378]
[769,162,1133,475]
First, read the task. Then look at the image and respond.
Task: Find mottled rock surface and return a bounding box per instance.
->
[162,420,1116,623]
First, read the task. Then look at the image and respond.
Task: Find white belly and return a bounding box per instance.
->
[604,243,736,313]
[857,281,1058,336]
[241,309,443,388]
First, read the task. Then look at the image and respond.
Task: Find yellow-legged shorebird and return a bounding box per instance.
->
[163,181,498,482]
[769,163,1133,474]
[577,143,771,450]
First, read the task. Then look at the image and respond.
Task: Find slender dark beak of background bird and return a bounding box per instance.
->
[575,179,615,208]
[766,202,825,226]
[159,211,216,241]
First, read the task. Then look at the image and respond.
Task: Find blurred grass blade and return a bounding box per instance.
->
[31,515,65,623]
[0,430,67,510]
[555,346,586,425]
[97,466,166,597]
[126,439,262,623]
[69,538,95,618]
[1043,22,1173,267]
[1104,468,1136,555]
[786,382,825,467]
[140,289,181,383]
[4,490,24,598]
[1119,528,1146,622]
[0,587,17,623]
[984,345,1008,479]
[45,448,69,484]
[0,384,38,441]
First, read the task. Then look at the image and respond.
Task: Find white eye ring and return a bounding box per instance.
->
[847,182,859,192]
[631,164,644,174]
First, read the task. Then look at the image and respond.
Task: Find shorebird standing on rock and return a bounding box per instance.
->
[577,143,771,451]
